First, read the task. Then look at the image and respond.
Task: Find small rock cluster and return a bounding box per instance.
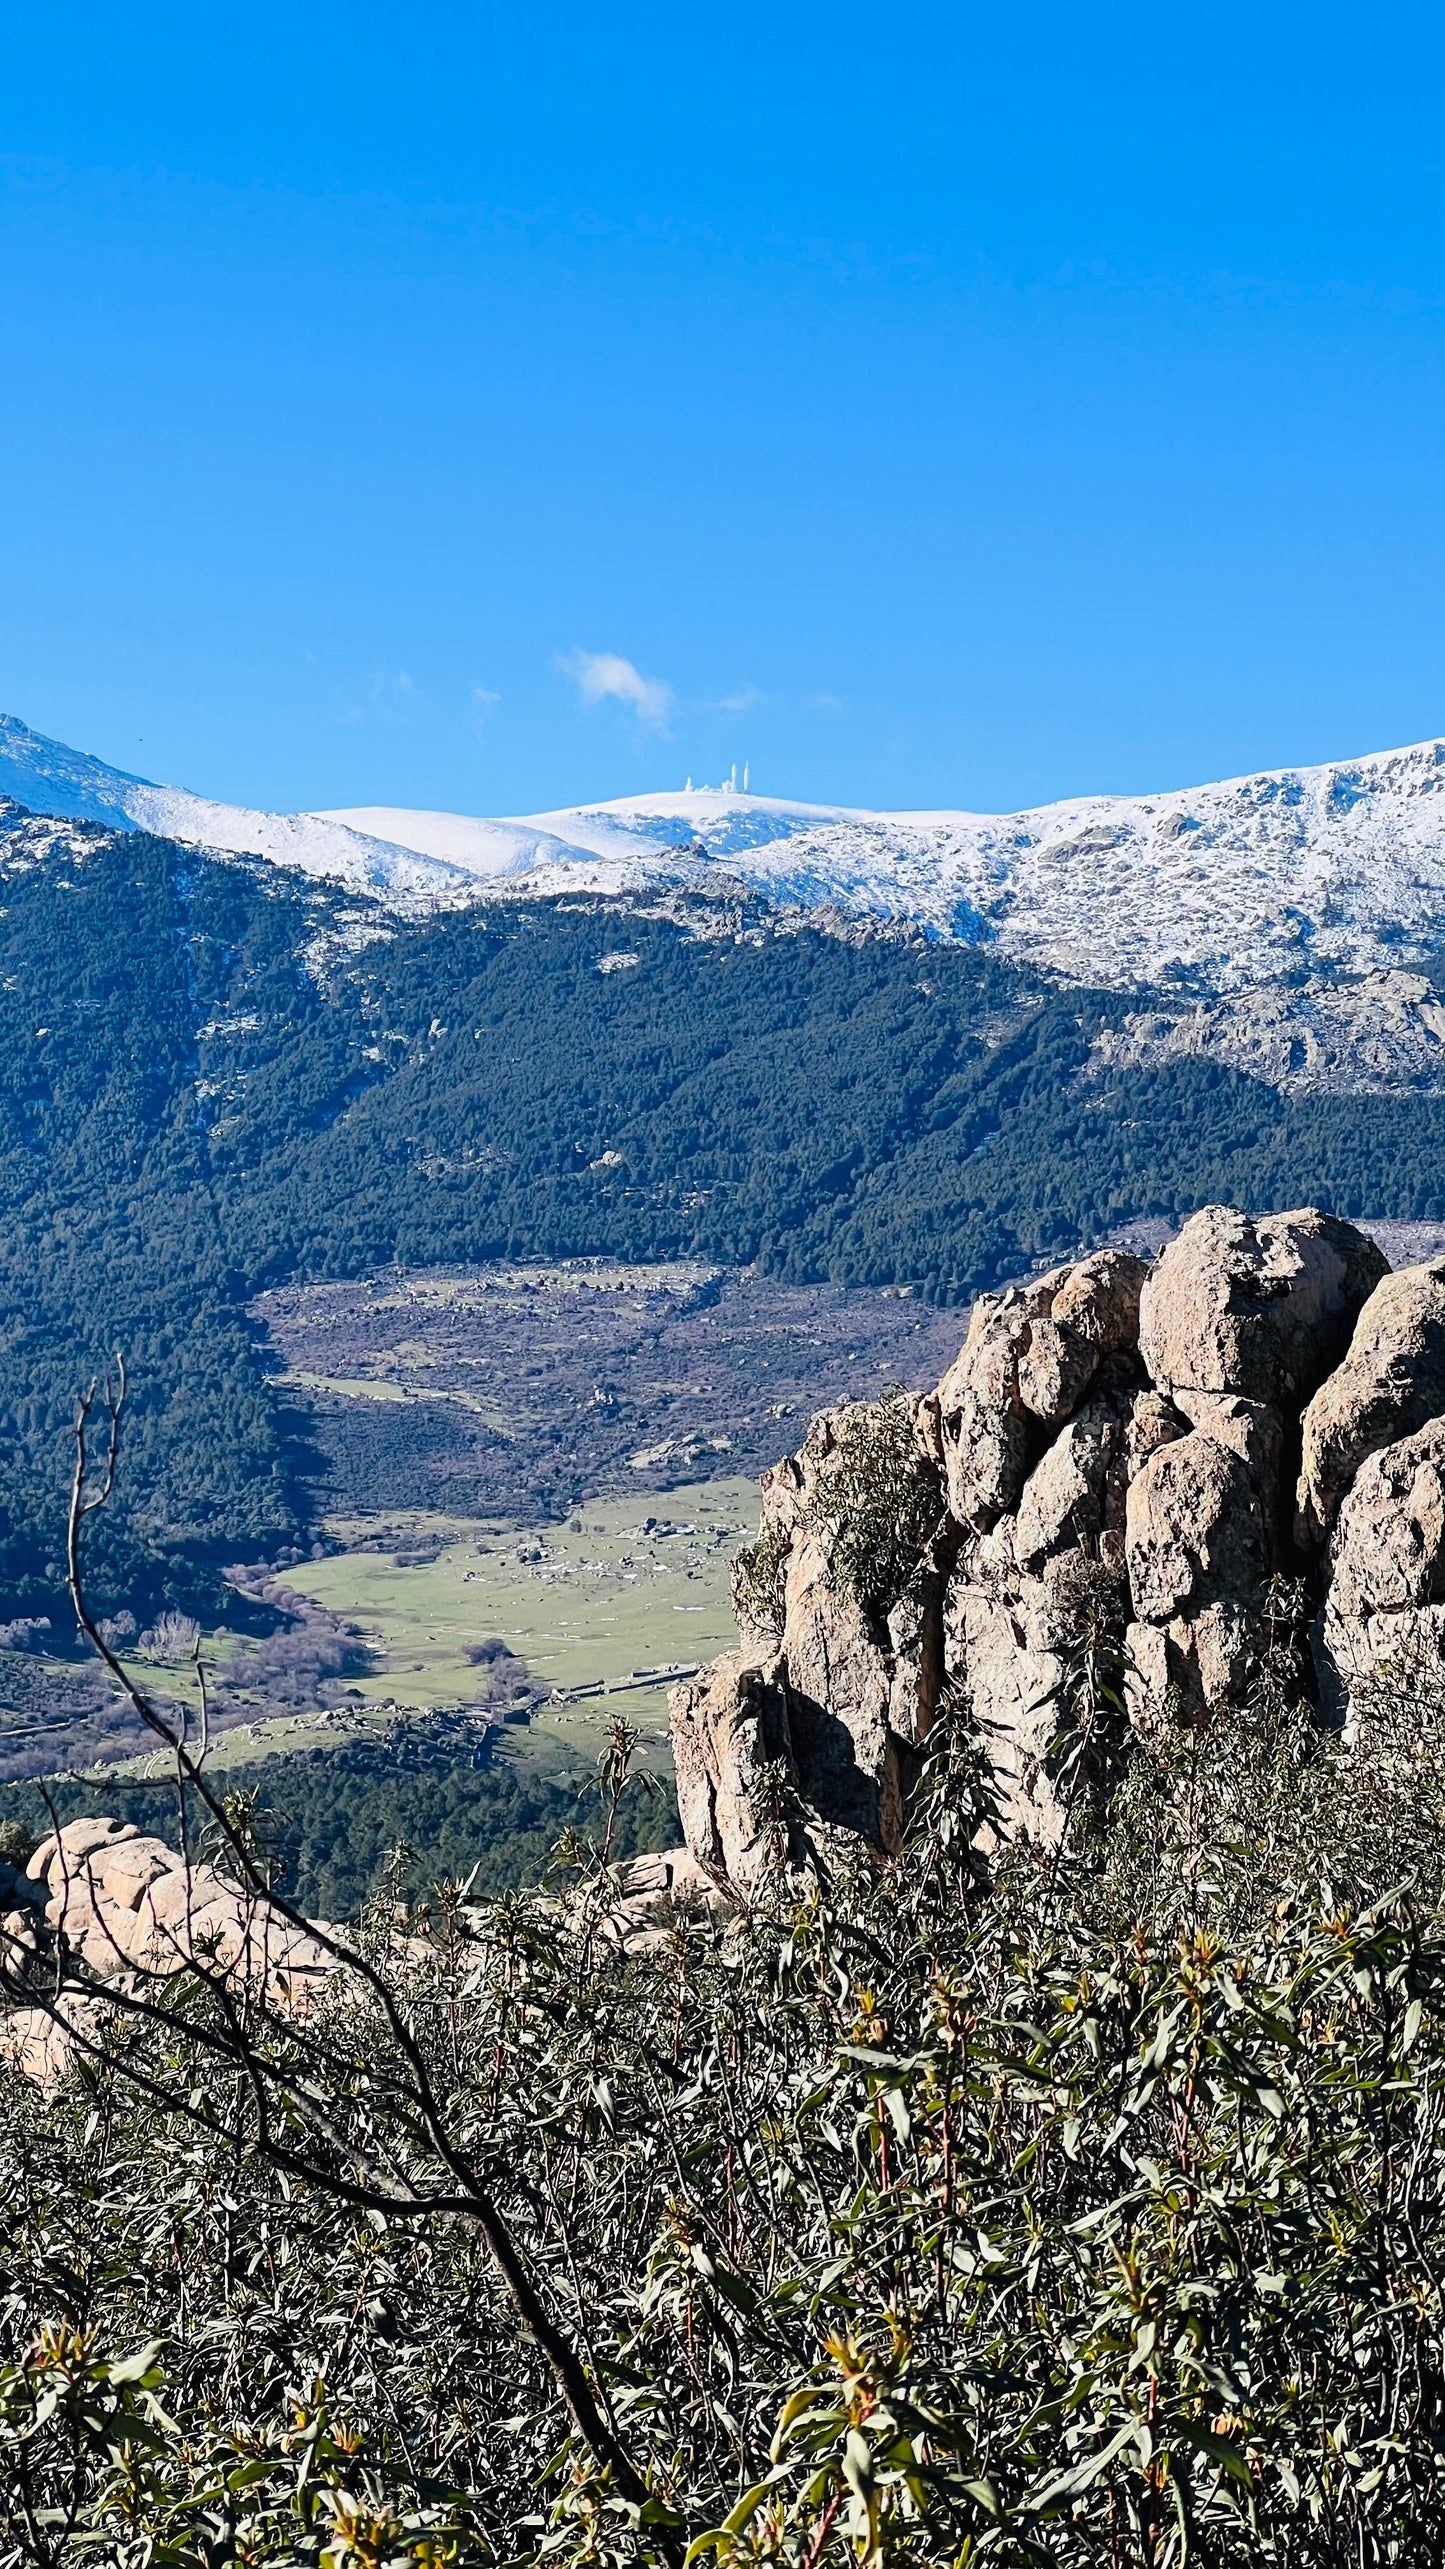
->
[670,1208,1445,1887]
[595,1844,733,1950]
[1,1815,333,2082]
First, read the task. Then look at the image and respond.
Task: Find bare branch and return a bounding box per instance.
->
[47,1370,679,2540]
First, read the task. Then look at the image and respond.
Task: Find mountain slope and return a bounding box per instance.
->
[322,787,863,879]
[12,706,1445,995]
[327,738,1445,993]
[0,805,319,1618]
[2,791,1445,1623]
[0,714,474,905]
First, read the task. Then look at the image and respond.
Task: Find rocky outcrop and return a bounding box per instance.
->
[1124,1428,1269,1722]
[672,1206,1445,1885]
[1137,1207,1388,1413]
[1089,973,1445,1102]
[1321,1419,1445,1704]
[1,1816,334,2083]
[1017,1252,1148,1420]
[670,1651,799,1894]
[595,1846,735,1952]
[1297,1261,1445,1545]
[937,1252,1145,1527]
[675,1394,957,1880]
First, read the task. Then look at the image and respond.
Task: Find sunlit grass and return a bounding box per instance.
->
[270,1474,758,1767]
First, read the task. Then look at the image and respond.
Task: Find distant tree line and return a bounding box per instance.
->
[0,1733,677,1919]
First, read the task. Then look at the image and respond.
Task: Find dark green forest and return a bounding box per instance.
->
[1,797,1442,1618]
[0,1734,678,1919]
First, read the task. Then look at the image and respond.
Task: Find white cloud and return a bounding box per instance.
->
[559,649,674,731]
[713,683,764,714]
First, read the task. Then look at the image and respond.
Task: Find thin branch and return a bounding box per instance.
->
[53,1372,678,2541]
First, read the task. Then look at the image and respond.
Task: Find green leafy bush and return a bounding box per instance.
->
[731,1525,791,1641]
[9,1641,1445,2563]
[806,1393,946,1621]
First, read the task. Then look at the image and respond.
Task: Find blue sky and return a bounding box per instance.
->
[3,1,1443,818]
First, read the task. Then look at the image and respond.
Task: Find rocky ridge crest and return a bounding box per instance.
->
[669,1208,1445,1887]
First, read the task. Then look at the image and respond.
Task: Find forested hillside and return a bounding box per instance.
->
[211,898,1445,1296]
[3,795,1445,1618]
[0,815,307,1621]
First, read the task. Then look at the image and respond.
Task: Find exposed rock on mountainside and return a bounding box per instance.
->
[1136,1205,1388,1410]
[1322,1421,1445,1706]
[670,1208,1445,1879]
[1298,1261,1445,1545]
[0,1816,333,2083]
[1090,974,1445,1099]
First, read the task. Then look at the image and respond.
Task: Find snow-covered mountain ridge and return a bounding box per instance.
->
[8,709,1445,998]
[329,742,1445,994]
[0,715,473,908]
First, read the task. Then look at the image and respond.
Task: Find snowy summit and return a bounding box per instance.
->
[7,711,1445,995]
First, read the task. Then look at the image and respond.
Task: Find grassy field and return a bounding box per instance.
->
[261,1475,758,1775]
[54,1477,755,1791]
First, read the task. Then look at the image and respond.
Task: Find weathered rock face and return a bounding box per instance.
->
[673,1205,1445,1888]
[937,1252,1146,1528]
[670,1650,799,1894]
[595,1846,734,1953]
[678,1396,957,1882]
[1017,1252,1148,1421]
[936,1278,1054,1529]
[1139,1207,1387,1411]
[1,1815,334,2084]
[1297,1261,1445,1546]
[1322,1418,1445,1702]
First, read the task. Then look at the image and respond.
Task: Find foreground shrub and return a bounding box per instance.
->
[6,1671,1445,2565]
